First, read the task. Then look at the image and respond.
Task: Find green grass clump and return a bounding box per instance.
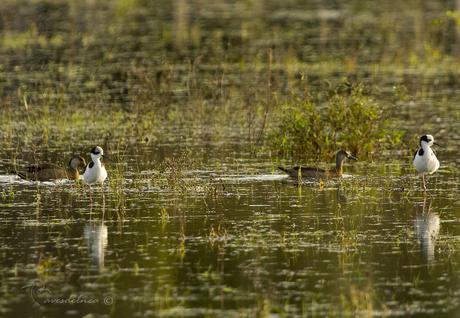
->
[270,82,404,159]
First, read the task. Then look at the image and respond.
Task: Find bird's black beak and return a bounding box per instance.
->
[433,142,442,147]
[348,155,358,161]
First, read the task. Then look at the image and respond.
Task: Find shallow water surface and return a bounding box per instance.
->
[0,139,460,317]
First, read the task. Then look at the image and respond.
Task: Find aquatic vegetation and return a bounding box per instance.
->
[1,188,14,201]
[270,82,404,159]
[159,207,169,225]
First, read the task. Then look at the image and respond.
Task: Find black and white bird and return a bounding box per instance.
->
[413,135,440,191]
[83,146,108,185]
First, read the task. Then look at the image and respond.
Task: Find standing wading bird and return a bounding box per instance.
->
[413,134,440,191]
[278,150,357,179]
[83,146,108,185]
[17,156,87,181]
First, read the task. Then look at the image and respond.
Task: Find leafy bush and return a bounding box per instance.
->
[270,82,404,159]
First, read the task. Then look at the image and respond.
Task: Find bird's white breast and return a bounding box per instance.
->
[413,147,440,174]
[83,161,108,184]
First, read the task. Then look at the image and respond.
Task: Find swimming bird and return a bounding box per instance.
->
[413,134,440,191]
[83,146,108,185]
[278,150,357,179]
[17,156,87,181]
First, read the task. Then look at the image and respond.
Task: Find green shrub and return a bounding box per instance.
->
[270,82,404,159]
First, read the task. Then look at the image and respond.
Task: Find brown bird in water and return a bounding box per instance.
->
[278,150,357,179]
[17,156,87,181]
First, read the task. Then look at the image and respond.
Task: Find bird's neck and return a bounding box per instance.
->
[421,142,432,152]
[335,159,344,176]
[66,168,79,180]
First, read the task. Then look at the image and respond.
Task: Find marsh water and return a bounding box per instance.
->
[2,1,460,317]
[2,134,460,317]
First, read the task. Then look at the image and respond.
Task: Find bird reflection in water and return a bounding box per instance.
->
[84,221,108,271]
[414,197,440,264]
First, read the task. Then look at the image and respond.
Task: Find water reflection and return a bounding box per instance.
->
[84,221,108,271]
[414,198,440,264]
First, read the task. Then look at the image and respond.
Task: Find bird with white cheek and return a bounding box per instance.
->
[413,135,440,191]
[83,146,108,185]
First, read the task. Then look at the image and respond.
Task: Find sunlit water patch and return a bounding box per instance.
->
[1,149,460,317]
